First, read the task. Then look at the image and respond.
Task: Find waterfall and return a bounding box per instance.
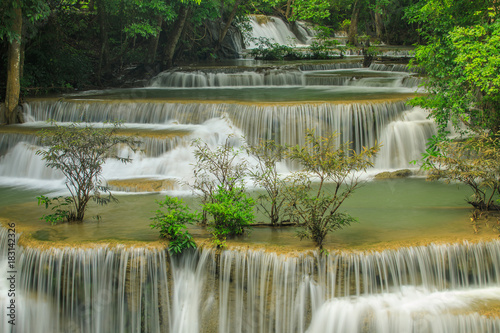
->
[2,227,500,333]
[299,63,362,71]
[0,133,39,156]
[0,98,430,188]
[375,107,436,169]
[0,142,63,180]
[150,69,305,88]
[149,66,421,88]
[245,15,315,48]
[0,99,429,187]
[22,99,410,153]
[149,70,418,88]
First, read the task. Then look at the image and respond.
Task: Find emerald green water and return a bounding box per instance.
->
[65,86,415,103]
[0,178,486,250]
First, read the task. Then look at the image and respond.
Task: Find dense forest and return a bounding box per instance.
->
[0,0,498,130]
[0,1,419,95]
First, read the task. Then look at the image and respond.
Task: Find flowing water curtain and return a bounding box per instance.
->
[19,99,426,173]
[21,100,407,148]
[0,133,40,156]
[374,107,437,169]
[148,66,421,89]
[2,225,500,333]
[14,244,174,332]
[245,15,314,49]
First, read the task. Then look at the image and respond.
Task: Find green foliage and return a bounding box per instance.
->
[203,185,255,247]
[121,0,176,39]
[36,122,140,222]
[308,25,343,59]
[290,0,331,23]
[23,42,92,90]
[247,140,289,226]
[424,132,500,211]
[309,40,341,59]
[250,34,342,61]
[37,195,76,224]
[150,196,198,254]
[340,19,351,32]
[0,0,50,43]
[190,136,248,224]
[408,3,500,135]
[285,130,380,249]
[406,0,493,39]
[362,45,381,67]
[249,37,298,60]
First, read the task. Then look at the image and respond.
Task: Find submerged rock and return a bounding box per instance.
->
[374,169,412,179]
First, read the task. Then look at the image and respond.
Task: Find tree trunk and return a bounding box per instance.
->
[348,0,361,46]
[3,0,23,125]
[374,6,385,43]
[148,16,163,65]
[285,0,294,20]
[97,0,109,85]
[216,0,242,52]
[163,5,190,69]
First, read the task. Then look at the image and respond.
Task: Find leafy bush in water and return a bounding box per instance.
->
[203,186,254,248]
[150,196,199,254]
[190,136,248,225]
[423,132,500,211]
[247,140,289,226]
[286,130,380,250]
[249,37,298,60]
[37,122,139,223]
[37,195,76,225]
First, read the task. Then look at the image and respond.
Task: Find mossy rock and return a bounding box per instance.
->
[374,169,412,179]
[254,15,271,25]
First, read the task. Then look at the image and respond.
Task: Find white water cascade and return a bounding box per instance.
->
[149,66,421,89]
[0,97,433,191]
[2,228,500,333]
[245,15,316,49]
[375,107,436,169]
[2,99,417,185]
[0,61,429,193]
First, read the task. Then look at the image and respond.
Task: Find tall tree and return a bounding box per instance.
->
[3,0,23,124]
[161,0,203,68]
[163,4,191,68]
[216,0,243,53]
[1,0,49,124]
[348,0,362,45]
[96,0,109,85]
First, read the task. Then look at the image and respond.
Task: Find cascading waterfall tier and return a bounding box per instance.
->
[245,15,315,48]
[149,65,421,88]
[22,99,411,152]
[375,107,437,169]
[2,227,500,333]
[0,99,430,188]
[0,133,40,156]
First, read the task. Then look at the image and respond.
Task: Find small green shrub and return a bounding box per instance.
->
[150,196,199,254]
[203,186,254,248]
[249,37,298,60]
[285,130,380,249]
[247,140,289,226]
[37,122,139,222]
[37,195,76,224]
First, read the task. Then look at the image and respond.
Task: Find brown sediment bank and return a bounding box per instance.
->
[0,124,190,140]
[107,178,178,192]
